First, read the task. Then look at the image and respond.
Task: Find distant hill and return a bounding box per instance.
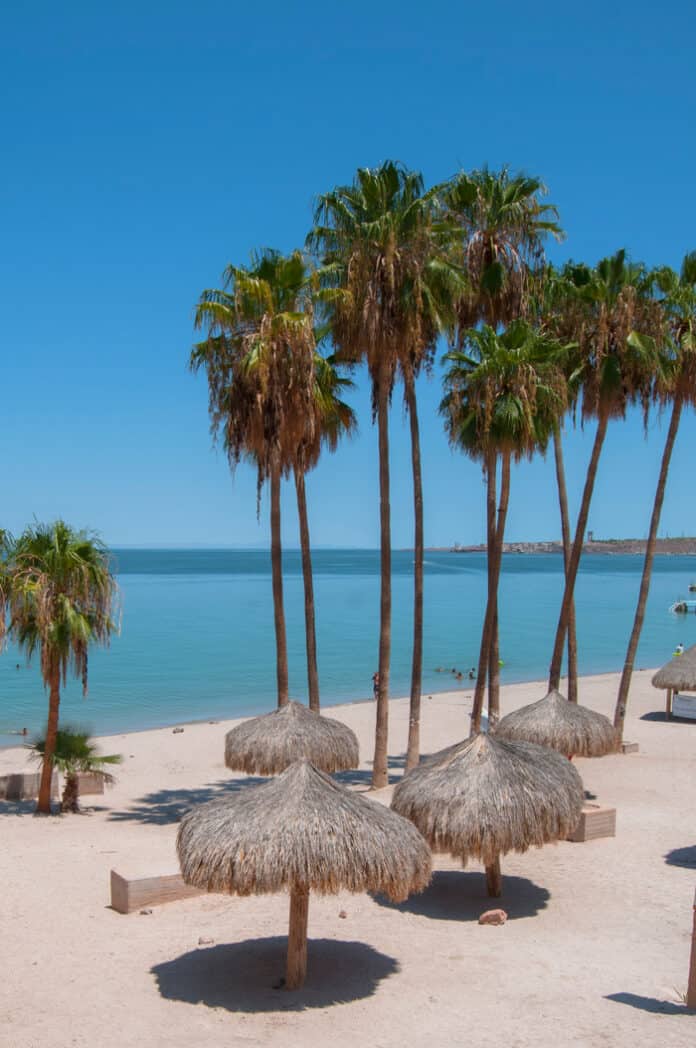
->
[437,538,696,555]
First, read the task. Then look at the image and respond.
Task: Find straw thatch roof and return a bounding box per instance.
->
[390,733,583,867]
[495,689,617,757]
[652,644,696,690]
[224,701,359,775]
[178,758,431,902]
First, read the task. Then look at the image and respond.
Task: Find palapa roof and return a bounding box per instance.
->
[652,644,696,690]
[391,733,583,867]
[494,689,617,757]
[177,759,431,902]
[224,700,359,775]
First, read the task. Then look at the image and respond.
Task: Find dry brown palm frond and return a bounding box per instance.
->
[178,759,431,902]
[391,732,583,867]
[495,689,616,757]
[224,700,359,775]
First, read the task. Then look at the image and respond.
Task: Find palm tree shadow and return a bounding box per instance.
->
[151,937,398,1011]
[664,845,696,868]
[0,799,37,817]
[373,870,550,921]
[107,776,268,825]
[334,754,406,788]
[605,992,695,1015]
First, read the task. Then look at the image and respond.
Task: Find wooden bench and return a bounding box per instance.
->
[110,869,204,914]
[76,771,105,796]
[567,804,616,843]
[0,771,59,801]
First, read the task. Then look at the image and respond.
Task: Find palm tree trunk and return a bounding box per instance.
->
[471,449,498,735]
[553,425,579,702]
[372,370,392,789]
[614,397,683,741]
[404,370,424,773]
[270,456,289,707]
[37,664,60,814]
[548,414,609,692]
[488,453,511,728]
[294,466,320,711]
[61,773,80,814]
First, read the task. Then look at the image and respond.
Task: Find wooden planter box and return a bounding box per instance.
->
[567,804,616,843]
[110,869,203,914]
[76,772,105,796]
[0,771,59,801]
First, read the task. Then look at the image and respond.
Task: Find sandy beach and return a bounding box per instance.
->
[1,670,694,1048]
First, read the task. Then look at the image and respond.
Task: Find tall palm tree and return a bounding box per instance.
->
[544,251,666,693]
[294,352,357,711]
[309,161,460,785]
[441,167,563,709]
[0,522,118,814]
[192,249,317,708]
[614,253,696,739]
[442,322,567,734]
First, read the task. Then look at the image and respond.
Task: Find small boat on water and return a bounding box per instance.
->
[689,583,696,593]
[670,600,696,614]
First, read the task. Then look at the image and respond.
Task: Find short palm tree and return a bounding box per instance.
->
[0,522,118,814]
[192,249,317,708]
[442,322,567,733]
[309,161,461,783]
[30,726,121,813]
[294,352,357,711]
[544,251,666,693]
[614,253,696,739]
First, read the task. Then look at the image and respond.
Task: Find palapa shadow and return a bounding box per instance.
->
[605,992,695,1015]
[664,844,696,868]
[0,799,39,817]
[151,937,398,1011]
[640,710,696,724]
[107,776,268,825]
[373,870,550,921]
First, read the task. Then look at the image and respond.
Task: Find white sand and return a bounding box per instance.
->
[1,670,694,1047]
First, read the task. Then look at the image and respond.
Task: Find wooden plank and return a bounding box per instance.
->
[110,869,204,914]
[620,741,639,754]
[567,804,616,843]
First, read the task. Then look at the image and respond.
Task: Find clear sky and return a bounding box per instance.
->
[2,2,695,549]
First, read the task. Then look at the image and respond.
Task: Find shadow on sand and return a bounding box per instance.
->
[605,992,695,1015]
[151,936,398,1011]
[640,710,696,724]
[664,845,696,868]
[373,869,550,922]
[334,753,406,789]
[107,776,268,825]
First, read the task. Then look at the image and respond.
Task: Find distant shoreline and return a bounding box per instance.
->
[430,538,696,556]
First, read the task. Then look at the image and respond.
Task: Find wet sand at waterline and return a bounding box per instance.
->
[1,671,694,1048]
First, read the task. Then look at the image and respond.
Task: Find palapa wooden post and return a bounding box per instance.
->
[666,688,673,718]
[687,887,696,1009]
[286,887,309,990]
[485,856,502,898]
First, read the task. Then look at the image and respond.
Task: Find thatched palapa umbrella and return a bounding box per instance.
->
[391,733,583,897]
[177,759,431,989]
[224,700,359,775]
[495,689,616,758]
[652,644,696,717]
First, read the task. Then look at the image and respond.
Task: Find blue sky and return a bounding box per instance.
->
[1,1,695,548]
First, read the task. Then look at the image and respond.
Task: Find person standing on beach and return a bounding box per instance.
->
[372,672,380,700]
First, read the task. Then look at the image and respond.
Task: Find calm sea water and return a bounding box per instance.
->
[1,549,694,743]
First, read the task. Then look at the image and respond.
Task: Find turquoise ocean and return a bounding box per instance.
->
[1,549,694,744]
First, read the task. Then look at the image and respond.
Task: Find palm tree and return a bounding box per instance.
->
[614,253,696,740]
[442,322,567,734]
[30,726,121,813]
[309,161,461,784]
[544,251,666,693]
[0,522,118,814]
[441,167,563,709]
[192,249,317,708]
[294,352,357,711]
